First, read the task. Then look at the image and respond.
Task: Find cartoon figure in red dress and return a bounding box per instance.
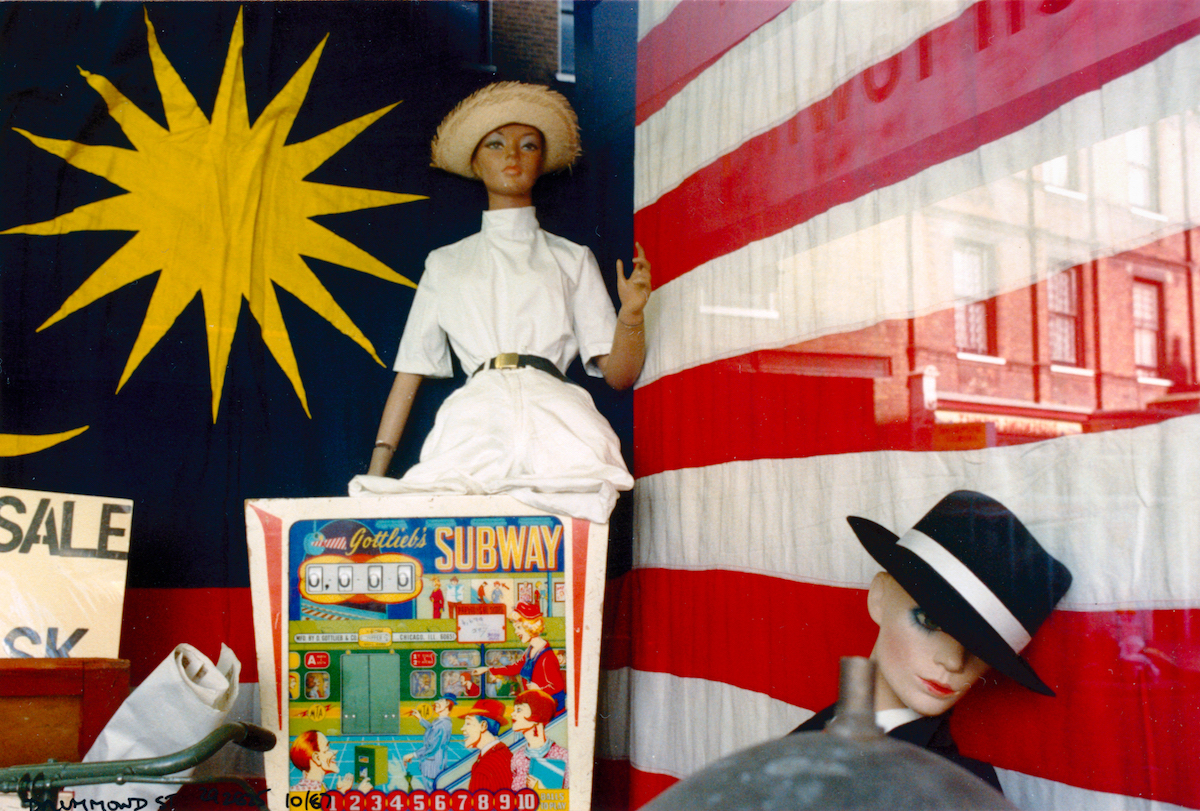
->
[429,576,445,619]
[474,602,565,713]
[461,699,512,792]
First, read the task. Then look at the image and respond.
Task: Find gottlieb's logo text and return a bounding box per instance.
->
[0,493,130,560]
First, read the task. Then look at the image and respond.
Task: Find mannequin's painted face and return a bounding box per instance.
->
[867,572,990,716]
[471,124,545,200]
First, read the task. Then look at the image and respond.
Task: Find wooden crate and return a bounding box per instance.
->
[0,659,129,767]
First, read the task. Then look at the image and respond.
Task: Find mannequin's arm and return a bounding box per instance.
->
[367,371,424,476]
[596,243,651,391]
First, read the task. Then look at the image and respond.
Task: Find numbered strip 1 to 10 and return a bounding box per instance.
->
[288,789,544,811]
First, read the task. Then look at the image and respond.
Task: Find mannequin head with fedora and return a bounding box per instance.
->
[854,490,1072,715]
[792,490,1072,793]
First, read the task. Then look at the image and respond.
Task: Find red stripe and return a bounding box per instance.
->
[121,587,258,686]
[604,568,1200,808]
[955,608,1200,808]
[635,0,792,125]
[633,356,881,478]
[637,2,1200,286]
[604,569,875,704]
[593,758,679,811]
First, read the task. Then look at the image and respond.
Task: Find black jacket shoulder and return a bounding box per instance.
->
[788,704,1002,794]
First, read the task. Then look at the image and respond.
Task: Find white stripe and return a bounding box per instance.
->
[635,0,972,209]
[897,528,1032,652]
[596,668,812,779]
[996,769,1196,811]
[632,414,1200,611]
[638,34,1200,387]
[637,1,682,42]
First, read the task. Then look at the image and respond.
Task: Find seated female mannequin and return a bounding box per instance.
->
[792,490,1073,793]
[350,82,650,524]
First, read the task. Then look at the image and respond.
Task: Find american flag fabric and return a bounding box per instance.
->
[596,2,1200,810]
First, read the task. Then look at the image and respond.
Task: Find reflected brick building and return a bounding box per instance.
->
[787,120,1200,449]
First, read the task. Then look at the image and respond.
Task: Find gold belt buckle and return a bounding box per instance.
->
[494,352,520,370]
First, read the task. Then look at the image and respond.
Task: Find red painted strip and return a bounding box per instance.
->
[637,2,1200,286]
[605,568,1200,809]
[633,358,879,478]
[593,758,679,811]
[570,517,589,726]
[635,0,793,125]
[250,504,285,730]
[121,587,258,686]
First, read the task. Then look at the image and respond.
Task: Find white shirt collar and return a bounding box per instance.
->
[481,206,539,236]
[876,707,922,732]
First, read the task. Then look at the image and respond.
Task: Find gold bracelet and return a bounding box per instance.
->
[374,441,396,452]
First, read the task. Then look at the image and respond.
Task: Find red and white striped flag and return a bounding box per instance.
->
[597,3,1200,809]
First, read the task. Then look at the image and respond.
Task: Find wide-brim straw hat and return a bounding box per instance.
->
[430,81,581,179]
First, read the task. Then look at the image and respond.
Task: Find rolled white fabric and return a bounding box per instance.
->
[70,644,241,807]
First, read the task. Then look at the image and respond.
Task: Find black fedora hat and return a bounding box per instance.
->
[849,490,1072,696]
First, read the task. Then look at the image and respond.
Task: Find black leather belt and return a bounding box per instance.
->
[473,353,570,384]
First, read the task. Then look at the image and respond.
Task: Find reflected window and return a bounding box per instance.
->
[1042,154,1080,191]
[1133,279,1163,376]
[1048,268,1080,365]
[1126,127,1159,211]
[558,0,575,79]
[954,242,992,355]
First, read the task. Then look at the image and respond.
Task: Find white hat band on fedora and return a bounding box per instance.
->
[897,528,1032,653]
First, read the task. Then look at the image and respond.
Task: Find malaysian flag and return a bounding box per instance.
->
[597,3,1200,810]
[0,0,512,715]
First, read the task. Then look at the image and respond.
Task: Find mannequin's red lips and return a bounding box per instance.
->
[921,678,955,696]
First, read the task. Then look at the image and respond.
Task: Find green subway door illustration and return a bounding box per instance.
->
[340,653,400,734]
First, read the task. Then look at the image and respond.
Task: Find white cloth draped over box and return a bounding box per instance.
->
[69,644,242,806]
[350,207,633,524]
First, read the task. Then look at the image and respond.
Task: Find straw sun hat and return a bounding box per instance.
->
[430,81,581,179]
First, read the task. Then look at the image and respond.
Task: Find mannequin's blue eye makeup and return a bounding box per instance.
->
[911,607,941,634]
